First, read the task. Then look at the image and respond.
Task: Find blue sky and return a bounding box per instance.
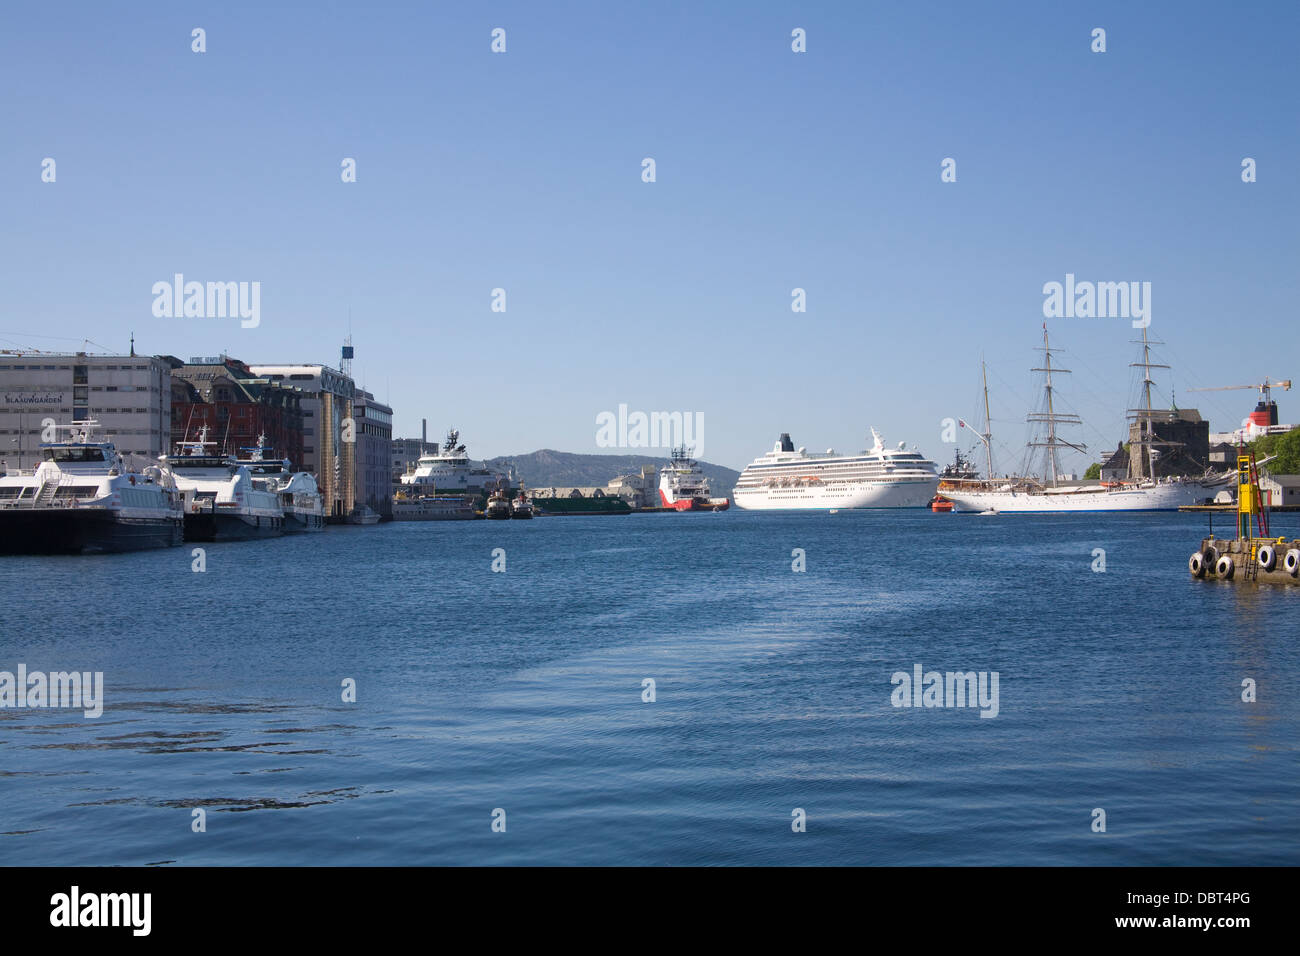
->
[3,1,1297,471]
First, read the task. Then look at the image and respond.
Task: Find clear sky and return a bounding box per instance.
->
[3,1,1297,471]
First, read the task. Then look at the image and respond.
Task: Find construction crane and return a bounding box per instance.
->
[1188,378,1291,401]
[1189,377,1292,437]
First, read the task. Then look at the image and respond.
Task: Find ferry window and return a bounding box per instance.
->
[44,448,106,462]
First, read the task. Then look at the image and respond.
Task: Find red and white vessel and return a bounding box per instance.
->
[659,446,729,511]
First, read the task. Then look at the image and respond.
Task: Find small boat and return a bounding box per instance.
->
[484,484,513,519]
[929,496,954,513]
[511,489,534,519]
[346,506,381,525]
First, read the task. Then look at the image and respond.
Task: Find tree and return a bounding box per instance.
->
[1084,463,1101,480]
[1249,427,1300,474]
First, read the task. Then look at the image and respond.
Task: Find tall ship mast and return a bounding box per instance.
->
[1025,324,1085,486]
[1126,326,1183,480]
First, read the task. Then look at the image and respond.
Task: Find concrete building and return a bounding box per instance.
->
[392,434,435,487]
[353,388,394,518]
[1259,474,1300,508]
[170,356,306,468]
[0,351,172,467]
[1097,443,1128,482]
[248,363,356,520]
[607,465,658,509]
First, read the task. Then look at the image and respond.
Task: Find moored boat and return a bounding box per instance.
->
[236,436,324,533]
[511,489,534,519]
[0,421,183,554]
[659,446,730,511]
[162,427,284,541]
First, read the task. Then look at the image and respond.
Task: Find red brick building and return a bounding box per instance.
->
[169,356,307,469]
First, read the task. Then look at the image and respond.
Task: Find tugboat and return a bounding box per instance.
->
[161,426,284,541]
[236,434,325,533]
[511,487,534,519]
[0,420,184,554]
[931,448,979,512]
[484,480,513,519]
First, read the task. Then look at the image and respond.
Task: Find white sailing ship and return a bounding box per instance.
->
[940,327,1230,514]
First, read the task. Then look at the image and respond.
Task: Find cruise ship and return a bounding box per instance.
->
[0,421,184,553]
[732,430,940,510]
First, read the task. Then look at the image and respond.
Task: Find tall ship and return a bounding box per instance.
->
[0,421,184,554]
[398,429,506,496]
[235,436,325,533]
[162,427,285,541]
[732,430,939,510]
[658,446,730,511]
[939,327,1230,514]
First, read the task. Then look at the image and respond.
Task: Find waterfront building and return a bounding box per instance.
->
[1259,473,1300,508]
[606,465,658,509]
[247,363,356,519]
[352,388,394,518]
[1126,407,1211,479]
[169,356,306,468]
[0,350,172,467]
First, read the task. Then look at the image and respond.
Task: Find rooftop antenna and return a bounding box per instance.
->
[129,332,135,357]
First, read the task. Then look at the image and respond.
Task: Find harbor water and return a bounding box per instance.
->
[2,510,1297,866]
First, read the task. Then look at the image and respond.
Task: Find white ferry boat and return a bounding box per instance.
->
[0,421,183,553]
[236,437,325,533]
[732,430,939,510]
[398,429,506,495]
[659,446,730,511]
[162,427,285,541]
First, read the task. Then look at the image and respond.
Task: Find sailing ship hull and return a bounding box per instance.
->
[0,509,183,554]
[183,511,284,542]
[942,482,1213,513]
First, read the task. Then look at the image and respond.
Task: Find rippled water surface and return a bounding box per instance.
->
[1,510,1297,865]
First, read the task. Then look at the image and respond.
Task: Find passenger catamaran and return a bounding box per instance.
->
[732,430,939,510]
[0,420,183,553]
[235,435,325,533]
[940,327,1229,513]
[162,427,285,540]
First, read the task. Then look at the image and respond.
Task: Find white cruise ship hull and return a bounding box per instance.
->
[942,481,1212,513]
[734,477,938,511]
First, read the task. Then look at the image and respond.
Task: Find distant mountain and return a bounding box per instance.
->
[485,449,741,494]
